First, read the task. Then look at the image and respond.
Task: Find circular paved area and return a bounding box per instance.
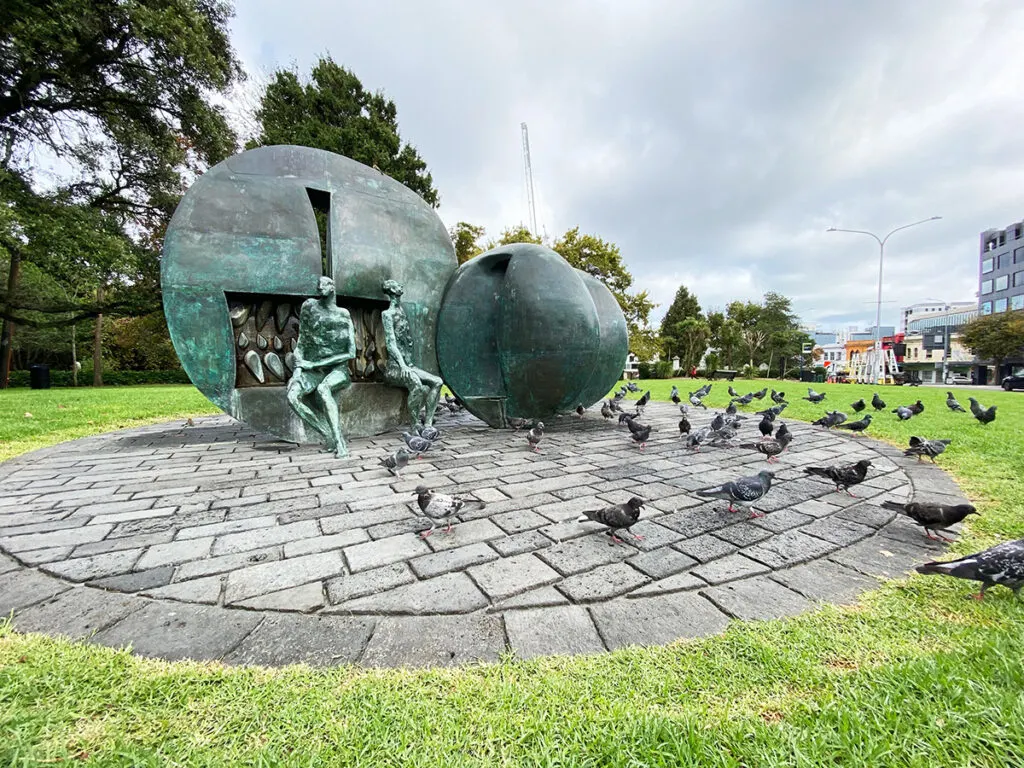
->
[0,402,971,667]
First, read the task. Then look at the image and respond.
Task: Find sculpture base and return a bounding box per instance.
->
[231,384,411,444]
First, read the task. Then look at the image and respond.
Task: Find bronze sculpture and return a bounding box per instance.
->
[382,279,443,428]
[286,277,356,457]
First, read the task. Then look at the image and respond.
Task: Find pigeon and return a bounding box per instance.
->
[696,470,775,517]
[880,500,977,541]
[728,385,740,398]
[903,436,951,463]
[527,422,545,452]
[758,414,774,438]
[803,388,827,403]
[893,405,914,421]
[710,412,725,432]
[907,400,925,415]
[707,425,739,445]
[413,485,485,537]
[601,401,614,420]
[835,414,872,435]
[774,422,791,446]
[871,392,886,411]
[378,448,411,476]
[771,389,786,404]
[686,425,711,451]
[416,423,442,442]
[741,432,790,462]
[813,411,847,429]
[850,399,866,413]
[610,392,626,411]
[757,403,787,419]
[689,393,708,409]
[752,387,768,400]
[731,393,754,406]
[618,412,635,426]
[915,538,1024,600]
[402,432,434,456]
[625,418,652,450]
[678,415,691,436]
[946,392,966,413]
[670,385,681,405]
[968,397,997,425]
[507,417,529,431]
[627,382,640,392]
[803,459,872,495]
[577,497,646,544]
[694,383,713,397]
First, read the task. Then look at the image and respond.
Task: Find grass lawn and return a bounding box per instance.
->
[0,385,219,462]
[2,379,1024,766]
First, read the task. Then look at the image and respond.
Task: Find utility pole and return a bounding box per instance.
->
[521,122,538,237]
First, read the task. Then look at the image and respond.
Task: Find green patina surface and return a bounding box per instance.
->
[436,243,628,427]
[161,145,456,444]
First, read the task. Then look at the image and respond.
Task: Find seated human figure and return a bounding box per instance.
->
[286,276,356,457]
[381,278,443,428]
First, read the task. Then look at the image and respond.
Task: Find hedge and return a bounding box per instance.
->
[5,369,192,388]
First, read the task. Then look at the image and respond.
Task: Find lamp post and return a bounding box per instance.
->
[826,217,942,385]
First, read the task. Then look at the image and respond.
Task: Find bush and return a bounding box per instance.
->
[653,361,673,379]
[6,369,192,387]
[741,364,758,378]
[637,362,653,379]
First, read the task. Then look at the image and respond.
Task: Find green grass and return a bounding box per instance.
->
[0,386,219,462]
[2,379,1024,766]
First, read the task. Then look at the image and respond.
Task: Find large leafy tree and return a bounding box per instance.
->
[0,0,243,385]
[668,317,709,372]
[485,225,542,248]
[251,57,439,207]
[961,311,1024,376]
[659,286,702,359]
[449,222,486,265]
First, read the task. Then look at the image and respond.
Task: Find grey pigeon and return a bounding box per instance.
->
[871,392,886,411]
[915,538,1024,600]
[881,499,977,541]
[577,497,646,544]
[686,425,711,451]
[908,399,925,415]
[417,423,442,442]
[757,403,787,418]
[835,414,872,435]
[731,393,754,405]
[758,414,774,438]
[694,383,712,397]
[946,392,966,413]
[774,422,791,445]
[627,419,652,450]
[601,401,614,420]
[526,422,545,452]
[627,381,639,392]
[378,448,411,476]
[803,388,826,403]
[813,411,846,429]
[728,385,740,398]
[507,417,529,430]
[740,432,790,462]
[803,458,872,495]
[689,393,707,409]
[678,415,691,436]
[637,390,651,410]
[402,432,434,456]
[725,400,738,416]
[903,436,951,463]
[968,397,997,425]
[413,485,485,537]
[710,412,725,432]
[893,405,914,421]
[770,389,786,404]
[695,470,775,517]
[752,387,768,400]
[851,398,866,413]
[575,403,586,418]
[670,385,681,405]
[707,425,739,445]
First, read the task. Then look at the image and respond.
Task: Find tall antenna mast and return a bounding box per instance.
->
[521,122,538,236]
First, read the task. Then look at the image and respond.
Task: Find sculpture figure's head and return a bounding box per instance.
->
[317,276,335,298]
[382,279,404,299]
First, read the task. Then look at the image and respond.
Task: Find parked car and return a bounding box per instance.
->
[945,373,971,385]
[1002,374,1024,391]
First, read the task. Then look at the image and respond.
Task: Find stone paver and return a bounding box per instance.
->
[0,401,963,668]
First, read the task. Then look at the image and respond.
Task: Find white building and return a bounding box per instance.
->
[900,300,976,334]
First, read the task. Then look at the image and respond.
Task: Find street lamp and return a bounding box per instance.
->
[826,217,942,385]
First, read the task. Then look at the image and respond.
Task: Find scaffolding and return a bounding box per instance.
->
[850,347,902,384]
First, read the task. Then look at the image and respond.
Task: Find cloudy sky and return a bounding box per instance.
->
[230,0,1024,332]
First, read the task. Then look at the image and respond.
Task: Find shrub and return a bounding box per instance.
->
[653,361,673,379]
[637,362,653,379]
[6,369,192,387]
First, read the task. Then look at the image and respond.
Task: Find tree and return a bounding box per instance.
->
[0,0,243,385]
[251,57,439,207]
[450,222,485,265]
[659,286,702,347]
[961,312,1024,377]
[741,329,767,373]
[484,225,542,248]
[670,317,709,373]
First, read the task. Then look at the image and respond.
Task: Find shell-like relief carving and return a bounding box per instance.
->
[275,303,292,333]
[237,331,250,349]
[273,336,283,352]
[264,351,285,380]
[256,334,268,350]
[243,350,265,383]
[256,299,274,331]
[229,303,250,328]
[284,352,296,372]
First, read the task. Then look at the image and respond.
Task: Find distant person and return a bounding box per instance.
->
[970,371,976,386]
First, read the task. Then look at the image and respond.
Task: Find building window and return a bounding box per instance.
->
[1015,271,1024,288]
[996,298,1008,313]
[1000,253,1013,270]
[982,258,994,273]
[934,334,944,344]
[982,302,993,315]
[1012,295,1024,311]
[996,275,1009,291]
[1016,247,1024,263]
[1017,226,1023,239]
[982,279,993,294]
[925,349,932,359]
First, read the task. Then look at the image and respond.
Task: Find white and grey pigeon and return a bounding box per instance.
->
[378,448,411,476]
[685,425,711,451]
[695,470,775,518]
[413,485,485,537]
[946,391,967,413]
[916,538,1024,600]
[402,432,434,456]
[416,423,442,442]
[689,393,707,409]
[893,405,914,421]
[576,497,645,544]
[710,412,725,432]
[903,436,951,463]
[527,422,545,452]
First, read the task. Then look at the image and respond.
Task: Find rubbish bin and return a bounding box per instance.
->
[800,370,815,383]
[29,364,50,389]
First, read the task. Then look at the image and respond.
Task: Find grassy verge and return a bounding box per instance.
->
[2,379,1024,766]
[0,386,219,462]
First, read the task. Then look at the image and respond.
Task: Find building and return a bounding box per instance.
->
[848,325,895,342]
[979,218,1024,317]
[900,306,977,384]
[900,300,976,334]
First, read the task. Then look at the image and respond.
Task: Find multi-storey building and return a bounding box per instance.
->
[900,300,976,334]
[901,306,977,384]
[978,219,1024,317]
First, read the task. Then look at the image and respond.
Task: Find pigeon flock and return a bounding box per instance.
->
[367,382,1018,601]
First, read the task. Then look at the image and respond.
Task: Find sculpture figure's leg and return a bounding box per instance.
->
[287,373,334,450]
[317,367,352,458]
[414,368,444,427]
